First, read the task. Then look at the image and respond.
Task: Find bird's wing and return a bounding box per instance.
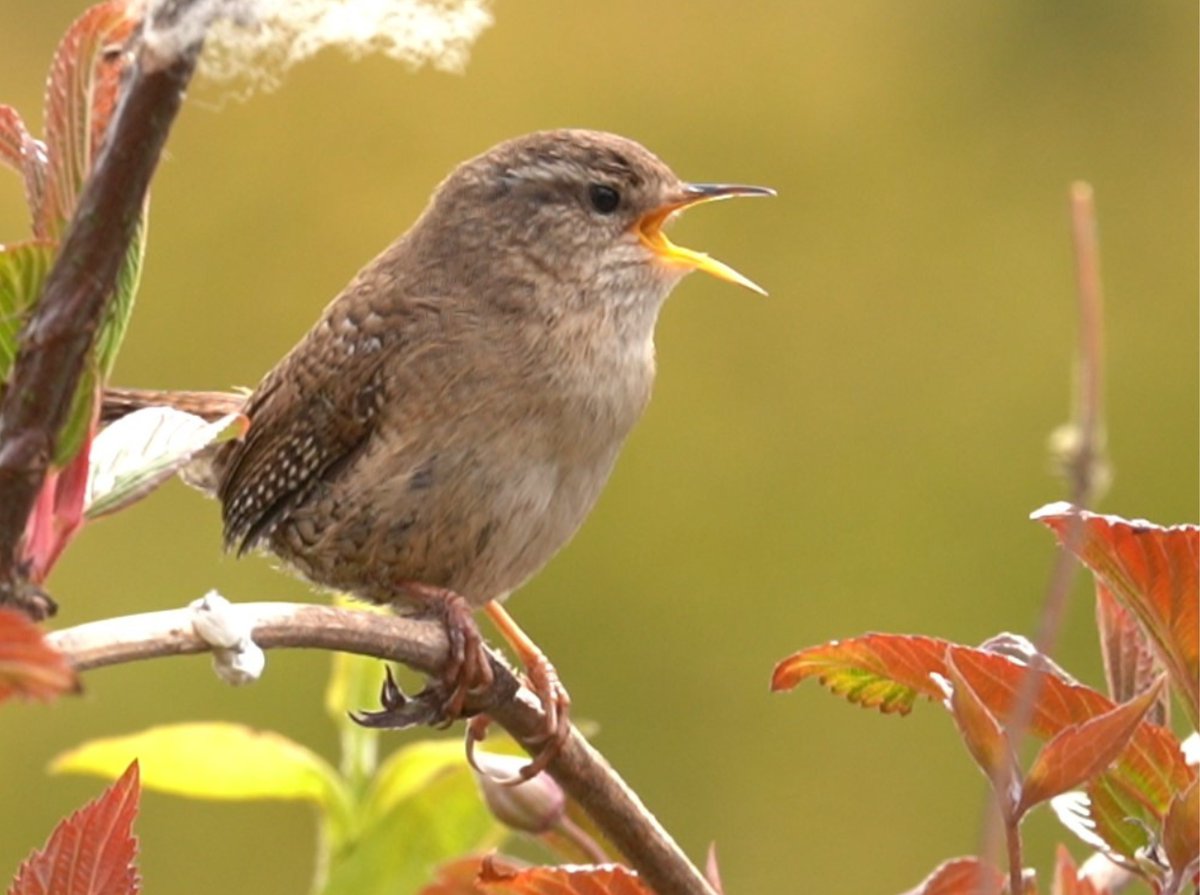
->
[217,302,393,554]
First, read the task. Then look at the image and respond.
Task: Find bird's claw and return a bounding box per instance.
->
[349,666,445,729]
[465,655,571,786]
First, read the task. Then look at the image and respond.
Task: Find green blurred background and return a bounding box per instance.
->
[1,1,1196,892]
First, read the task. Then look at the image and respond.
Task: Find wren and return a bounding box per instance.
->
[105,129,773,776]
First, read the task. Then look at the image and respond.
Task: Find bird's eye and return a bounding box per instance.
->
[588,183,621,214]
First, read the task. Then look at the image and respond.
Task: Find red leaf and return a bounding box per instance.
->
[1050,845,1109,895]
[0,106,47,224]
[40,1,138,238]
[943,648,1020,807]
[419,856,525,895]
[1033,503,1199,726]
[8,760,140,895]
[478,860,654,895]
[1018,676,1165,814]
[1095,584,1166,724]
[0,608,77,702]
[898,857,1005,895]
[948,649,1193,822]
[771,633,951,713]
[1161,777,1198,889]
[776,634,1195,859]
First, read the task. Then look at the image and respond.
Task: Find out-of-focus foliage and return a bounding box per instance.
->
[0,2,1194,894]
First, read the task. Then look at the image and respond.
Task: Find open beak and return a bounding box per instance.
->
[636,183,775,295]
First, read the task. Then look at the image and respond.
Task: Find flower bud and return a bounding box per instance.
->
[472,751,566,834]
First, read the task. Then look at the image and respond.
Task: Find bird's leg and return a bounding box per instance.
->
[401,581,495,720]
[350,581,494,731]
[467,600,571,783]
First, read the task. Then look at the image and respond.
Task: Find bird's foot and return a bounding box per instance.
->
[466,601,572,785]
[351,582,495,731]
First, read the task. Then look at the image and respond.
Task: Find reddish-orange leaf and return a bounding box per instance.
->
[1095,584,1166,724]
[419,856,526,895]
[897,857,1005,895]
[1050,845,1109,895]
[1161,777,1198,887]
[943,648,1019,805]
[0,608,77,702]
[0,106,47,232]
[1033,503,1199,727]
[40,0,138,238]
[771,633,951,713]
[1018,676,1165,814]
[8,760,140,895]
[948,648,1192,822]
[478,860,654,895]
[0,105,26,171]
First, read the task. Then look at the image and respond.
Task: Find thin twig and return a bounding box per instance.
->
[975,184,1108,887]
[0,5,204,612]
[47,601,717,895]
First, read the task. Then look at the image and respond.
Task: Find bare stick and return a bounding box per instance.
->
[975,183,1109,887]
[0,4,204,611]
[48,602,716,895]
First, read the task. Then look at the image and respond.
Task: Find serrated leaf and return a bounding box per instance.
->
[942,648,1019,808]
[0,242,57,378]
[0,607,77,702]
[84,407,246,519]
[50,722,347,809]
[0,105,47,226]
[771,633,950,713]
[478,861,653,895]
[948,649,1193,826]
[1096,584,1166,724]
[896,857,1006,895]
[1019,676,1165,814]
[1033,503,1199,726]
[778,634,1196,862]
[9,760,140,895]
[323,750,505,895]
[40,1,137,239]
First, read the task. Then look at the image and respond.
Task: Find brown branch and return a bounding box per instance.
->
[47,601,716,895]
[975,183,1109,888]
[0,3,205,613]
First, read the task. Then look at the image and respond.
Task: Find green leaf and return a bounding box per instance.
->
[50,722,349,813]
[323,745,505,895]
[96,218,145,379]
[0,241,56,379]
[360,739,472,828]
[323,596,392,791]
[84,406,246,519]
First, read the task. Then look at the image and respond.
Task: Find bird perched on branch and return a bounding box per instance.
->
[104,129,772,778]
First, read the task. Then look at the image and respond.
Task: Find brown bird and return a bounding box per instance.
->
[105,129,772,776]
